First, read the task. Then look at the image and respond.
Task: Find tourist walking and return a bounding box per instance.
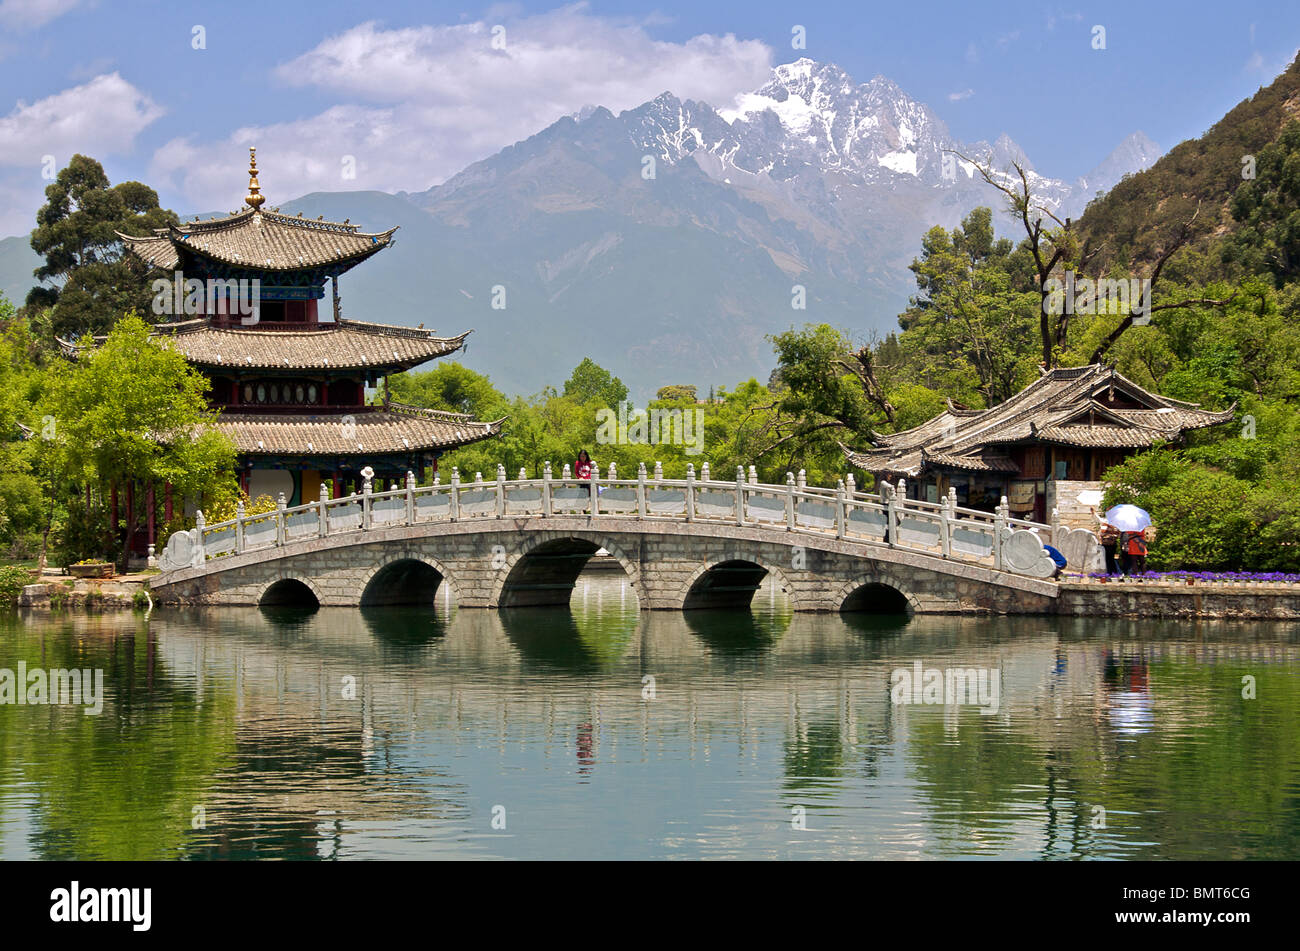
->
[1124,528,1149,575]
[1097,521,1120,575]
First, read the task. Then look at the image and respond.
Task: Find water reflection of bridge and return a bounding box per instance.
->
[31,604,1298,859]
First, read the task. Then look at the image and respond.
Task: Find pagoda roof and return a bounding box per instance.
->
[213,404,505,457]
[117,208,396,274]
[59,318,470,373]
[843,364,1235,477]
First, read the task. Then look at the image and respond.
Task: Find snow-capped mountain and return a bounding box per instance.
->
[1,59,1159,397]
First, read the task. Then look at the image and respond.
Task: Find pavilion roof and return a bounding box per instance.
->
[117,208,396,274]
[58,318,471,373]
[213,404,505,457]
[843,364,1235,477]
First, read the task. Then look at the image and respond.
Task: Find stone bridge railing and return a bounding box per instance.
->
[158,462,1076,579]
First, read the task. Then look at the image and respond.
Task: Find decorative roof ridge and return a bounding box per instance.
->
[169,210,257,235]
[386,401,479,422]
[338,318,470,343]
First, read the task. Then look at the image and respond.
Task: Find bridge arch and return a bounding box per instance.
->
[358,552,459,607]
[833,575,919,615]
[492,533,646,610]
[257,573,323,609]
[679,553,801,612]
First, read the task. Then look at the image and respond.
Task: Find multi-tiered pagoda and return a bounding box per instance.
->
[73,150,502,554]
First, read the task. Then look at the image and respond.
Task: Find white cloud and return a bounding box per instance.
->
[155,5,773,211]
[0,0,82,30]
[0,72,163,166]
[948,88,974,101]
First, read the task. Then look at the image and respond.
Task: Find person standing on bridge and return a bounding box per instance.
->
[575,449,594,481]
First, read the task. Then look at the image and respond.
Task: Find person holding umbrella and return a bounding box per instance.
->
[1106,504,1153,576]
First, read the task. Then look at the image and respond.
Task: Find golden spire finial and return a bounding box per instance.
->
[245,147,265,211]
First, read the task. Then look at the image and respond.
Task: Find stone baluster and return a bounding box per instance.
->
[637,462,647,517]
[1050,506,1061,547]
[829,479,842,538]
[886,480,901,548]
[748,464,758,484]
[449,467,461,521]
[361,474,372,530]
[276,492,287,546]
[701,461,711,483]
[797,469,806,491]
[785,471,796,530]
[686,463,696,521]
[519,466,527,481]
[653,461,663,482]
[735,465,746,526]
[542,462,553,517]
[192,511,206,568]
[993,495,1009,570]
[405,471,416,525]
[318,482,330,537]
[496,464,507,518]
[562,463,572,480]
[939,488,953,558]
[235,499,246,553]
[845,472,856,498]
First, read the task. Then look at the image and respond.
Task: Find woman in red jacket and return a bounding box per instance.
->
[574,449,593,480]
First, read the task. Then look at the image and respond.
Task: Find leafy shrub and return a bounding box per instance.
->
[0,564,33,607]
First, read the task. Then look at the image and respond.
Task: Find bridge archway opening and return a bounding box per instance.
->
[840,582,912,616]
[361,559,445,607]
[259,578,320,609]
[683,559,770,611]
[500,538,629,609]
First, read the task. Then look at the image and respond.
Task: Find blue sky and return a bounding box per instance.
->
[0,0,1296,236]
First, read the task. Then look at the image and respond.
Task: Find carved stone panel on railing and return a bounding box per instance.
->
[1001,529,1058,577]
[795,499,837,530]
[158,529,198,571]
[551,485,591,514]
[695,489,735,519]
[458,487,496,517]
[503,486,543,515]
[329,501,362,533]
[243,518,278,550]
[415,493,450,521]
[846,506,888,539]
[371,497,406,527]
[898,514,940,549]
[285,509,318,540]
[598,487,638,513]
[1056,526,1104,573]
[644,487,686,515]
[745,492,787,524]
[204,525,237,558]
[951,525,995,559]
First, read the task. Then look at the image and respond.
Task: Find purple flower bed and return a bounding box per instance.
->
[1075,570,1300,583]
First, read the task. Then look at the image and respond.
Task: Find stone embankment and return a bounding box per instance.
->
[1057,580,1300,620]
[18,573,150,611]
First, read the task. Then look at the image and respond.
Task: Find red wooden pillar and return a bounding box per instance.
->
[124,481,134,552]
[333,473,342,499]
[164,482,174,523]
[146,483,156,548]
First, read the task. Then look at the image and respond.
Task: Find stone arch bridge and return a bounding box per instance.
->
[151,464,1088,614]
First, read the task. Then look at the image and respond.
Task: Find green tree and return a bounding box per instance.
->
[27,155,178,341]
[562,358,628,409]
[45,315,236,569]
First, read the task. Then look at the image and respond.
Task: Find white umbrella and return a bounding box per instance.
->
[1105,504,1151,533]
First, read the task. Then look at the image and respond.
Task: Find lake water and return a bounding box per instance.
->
[1,575,1297,860]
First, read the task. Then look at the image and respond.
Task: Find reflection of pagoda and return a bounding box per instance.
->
[115,149,502,514]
